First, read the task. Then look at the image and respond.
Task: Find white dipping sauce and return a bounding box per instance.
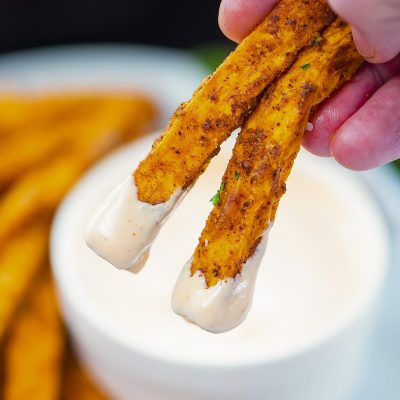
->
[85,154,271,332]
[73,137,385,365]
[85,176,182,272]
[86,166,272,332]
[172,231,270,334]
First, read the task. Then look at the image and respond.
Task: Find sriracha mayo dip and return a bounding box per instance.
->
[55,132,388,367]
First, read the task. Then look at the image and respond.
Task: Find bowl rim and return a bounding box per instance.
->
[51,130,391,370]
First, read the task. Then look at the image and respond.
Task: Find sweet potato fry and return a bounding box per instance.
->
[0,92,154,136]
[0,93,98,136]
[0,97,156,245]
[191,20,364,286]
[0,94,156,188]
[0,159,83,246]
[3,269,64,400]
[62,353,109,400]
[135,0,335,204]
[0,219,49,339]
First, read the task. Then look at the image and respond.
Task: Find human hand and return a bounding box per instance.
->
[219,0,400,170]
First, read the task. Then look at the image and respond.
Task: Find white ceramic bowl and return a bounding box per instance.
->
[0,44,207,126]
[51,131,389,400]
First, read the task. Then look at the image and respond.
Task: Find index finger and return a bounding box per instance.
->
[219,0,279,42]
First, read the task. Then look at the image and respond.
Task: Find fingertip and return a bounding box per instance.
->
[302,113,333,157]
[331,76,400,171]
[329,0,400,64]
[302,100,350,158]
[302,134,332,157]
[218,0,278,43]
[351,28,376,62]
[352,27,397,65]
[305,58,400,170]
[330,129,367,171]
[218,0,243,42]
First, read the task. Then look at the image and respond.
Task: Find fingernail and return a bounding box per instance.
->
[352,28,377,62]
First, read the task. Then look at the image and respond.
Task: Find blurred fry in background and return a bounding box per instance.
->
[0,91,157,398]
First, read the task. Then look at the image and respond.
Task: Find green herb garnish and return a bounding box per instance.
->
[210,182,225,206]
[314,36,322,45]
[301,63,311,70]
[234,171,241,180]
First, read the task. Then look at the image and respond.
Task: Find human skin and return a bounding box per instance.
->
[219,0,400,170]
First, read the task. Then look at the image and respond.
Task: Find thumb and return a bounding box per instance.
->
[329,0,400,63]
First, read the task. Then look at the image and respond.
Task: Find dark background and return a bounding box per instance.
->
[0,0,229,55]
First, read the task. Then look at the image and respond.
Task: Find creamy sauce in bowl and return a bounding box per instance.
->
[52,133,388,365]
[86,163,273,333]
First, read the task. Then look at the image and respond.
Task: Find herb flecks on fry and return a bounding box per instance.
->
[135,0,335,204]
[191,20,363,287]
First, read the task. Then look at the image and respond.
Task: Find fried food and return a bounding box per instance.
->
[135,0,335,204]
[62,353,109,400]
[191,20,364,287]
[0,159,83,246]
[0,91,157,392]
[0,92,152,135]
[0,94,156,188]
[0,94,79,135]
[0,96,156,245]
[0,219,49,339]
[3,269,64,400]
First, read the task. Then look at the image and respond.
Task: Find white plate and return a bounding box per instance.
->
[0,44,208,125]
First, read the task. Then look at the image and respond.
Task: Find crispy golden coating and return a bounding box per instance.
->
[3,270,64,400]
[135,0,335,204]
[192,20,364,286]
[0,219,48,339]
[62,353,109,400]
[0,94,156,188]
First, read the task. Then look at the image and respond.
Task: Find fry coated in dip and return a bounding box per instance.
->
[172,20,364,333]
[87,0,335,271]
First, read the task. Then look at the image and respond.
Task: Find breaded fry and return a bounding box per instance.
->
[0,127,70,188]
[135,0,335,204]
[62,352,109,400]
[0,159,83,246]
[3,269,64,400]
[0,219,48,339]
[0,92,154,136]
[0,98,156,245]
[191,20,364,286]
[69,95,156,162]
[0,94,156,188]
